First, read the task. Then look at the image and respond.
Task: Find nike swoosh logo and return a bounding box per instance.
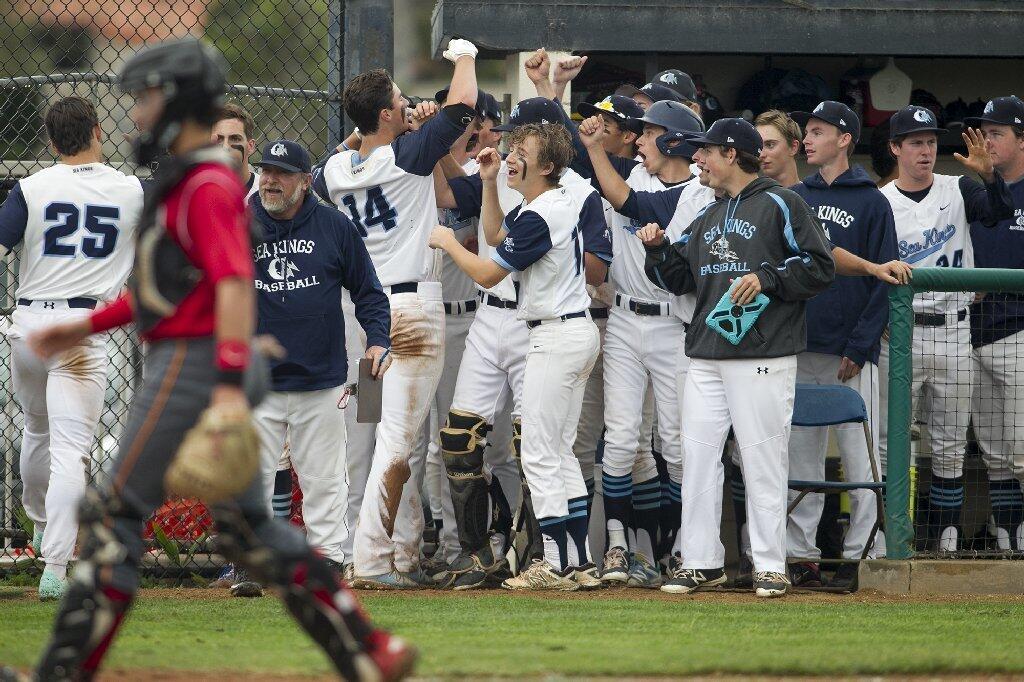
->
[939,203,950,211]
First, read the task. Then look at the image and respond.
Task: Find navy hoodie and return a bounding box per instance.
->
[251,192,390,392]
[792,165,898,366]
[970,175,1024,347]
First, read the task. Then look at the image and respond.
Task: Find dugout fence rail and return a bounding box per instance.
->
[885,267,1024,560]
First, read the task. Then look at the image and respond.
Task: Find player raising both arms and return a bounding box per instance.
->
[0,96,142,602]
[25,39,414,682]
[313,39,480,588]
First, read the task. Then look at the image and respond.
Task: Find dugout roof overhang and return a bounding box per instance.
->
[431,0,1024,58]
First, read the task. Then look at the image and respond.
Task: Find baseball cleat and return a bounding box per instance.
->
[230,568,264,598]
[937,526,959,553]
[754,571,790,598]
[501,559,580,591]
[420,553,452,582]
[363,630,418,682]
[733,556,754,588]
[351,570,422,591]
[570,562,605,590]
[209,563,237,588]
[626,553,662,589]
[788,561,821,587]
[402,567,434,588]
[660,567,726,594]
[38,568,67,602]
[600,546,630,583]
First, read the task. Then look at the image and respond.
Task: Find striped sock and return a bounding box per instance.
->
[566,495,591,566]
[928,475,964,532]
[272,469,293,519]
[539,516,568,571]
[632,476,661,561]
[658,478,682,559]
[602,471,632,550]
[989,477,1024,531]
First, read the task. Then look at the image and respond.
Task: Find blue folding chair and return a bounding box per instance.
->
[788,383,885,560]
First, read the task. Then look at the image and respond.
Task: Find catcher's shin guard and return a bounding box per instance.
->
[36,488,137,681]
[214,508,376,681]
[440,410,491,553]
[510,418,543,571]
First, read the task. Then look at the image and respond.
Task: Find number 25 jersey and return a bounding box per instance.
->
[314,112,467,286]
[0,163,142,301]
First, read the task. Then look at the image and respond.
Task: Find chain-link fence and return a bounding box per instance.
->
[1,1,333,580]
[885,269,1024,559]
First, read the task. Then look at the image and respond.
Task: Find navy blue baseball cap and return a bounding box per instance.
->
[434,87,503,123]
[686,117,764,155]
[651,69,698,103]
[258,139,311,173]
[577,95,644,134]
[964,95,1024,129]
[491,97,564,132]
[888,105,945,139]
[791,100,862,143]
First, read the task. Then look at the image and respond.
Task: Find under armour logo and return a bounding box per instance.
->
[660,72,679,85]
[913,109,933,124]
[984,100,995,114]
[43,302,55,309]
[270,143,287,157]
[756,366,768,374]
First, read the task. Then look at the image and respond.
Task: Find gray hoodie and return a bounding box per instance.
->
[644,176,835,360]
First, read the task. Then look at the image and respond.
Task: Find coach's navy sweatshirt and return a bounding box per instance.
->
[970,176,1024,348]
[251,192,390,392]
[792,166,898,367]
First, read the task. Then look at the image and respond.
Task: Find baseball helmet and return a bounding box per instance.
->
[637,100,705,158]
[119,38,228,164]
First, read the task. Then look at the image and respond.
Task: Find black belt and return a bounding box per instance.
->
[444,300,478,315]
[479,291,517,309]
[18,297,97,309]
[615,293,668,316]
[389,281,419,294]
[589,307,608,320]
[914,308,967,326]
[526,310,587,329]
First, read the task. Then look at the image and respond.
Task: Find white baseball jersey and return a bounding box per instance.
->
[0,163,142,301]
[314,112,466,286]
[491,186,591,321]
[881,173,973,314]
[437,159,478,302]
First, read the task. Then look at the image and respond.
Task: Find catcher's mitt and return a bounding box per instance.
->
[165,404,260,503]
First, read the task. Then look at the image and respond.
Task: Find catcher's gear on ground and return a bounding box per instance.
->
[165,404,259,503]
[440,409,491,553]
[510,418,544,571]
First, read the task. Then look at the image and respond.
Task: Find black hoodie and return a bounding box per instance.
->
[644,176,835,360]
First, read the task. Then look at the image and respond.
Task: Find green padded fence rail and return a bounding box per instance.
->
[886,267,1024,559]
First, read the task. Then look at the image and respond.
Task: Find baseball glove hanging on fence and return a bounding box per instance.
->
[165,405,260,503]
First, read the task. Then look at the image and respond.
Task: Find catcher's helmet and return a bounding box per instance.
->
[637,100,705,159]
[119,38,227,164]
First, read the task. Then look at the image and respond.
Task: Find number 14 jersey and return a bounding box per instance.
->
[0,163,142,301]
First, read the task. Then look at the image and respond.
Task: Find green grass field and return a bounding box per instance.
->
[3,588,1024,679]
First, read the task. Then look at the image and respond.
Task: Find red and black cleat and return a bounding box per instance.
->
[362,630,418,682]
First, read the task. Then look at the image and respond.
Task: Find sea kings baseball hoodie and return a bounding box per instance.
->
[644,176,835,360]
[793,165,898,367]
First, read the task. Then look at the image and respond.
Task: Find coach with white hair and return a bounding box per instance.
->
[249,138,391,582]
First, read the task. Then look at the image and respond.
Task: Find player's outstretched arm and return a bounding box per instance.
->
[430,226,508,289]
[579,115,630,209]
[524,48,556,100]
[553,55,587,103]
[443,38,479,110]
[832,246,912,284]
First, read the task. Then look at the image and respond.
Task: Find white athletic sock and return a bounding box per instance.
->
[606,520,627,551]
[45,563,67,580]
